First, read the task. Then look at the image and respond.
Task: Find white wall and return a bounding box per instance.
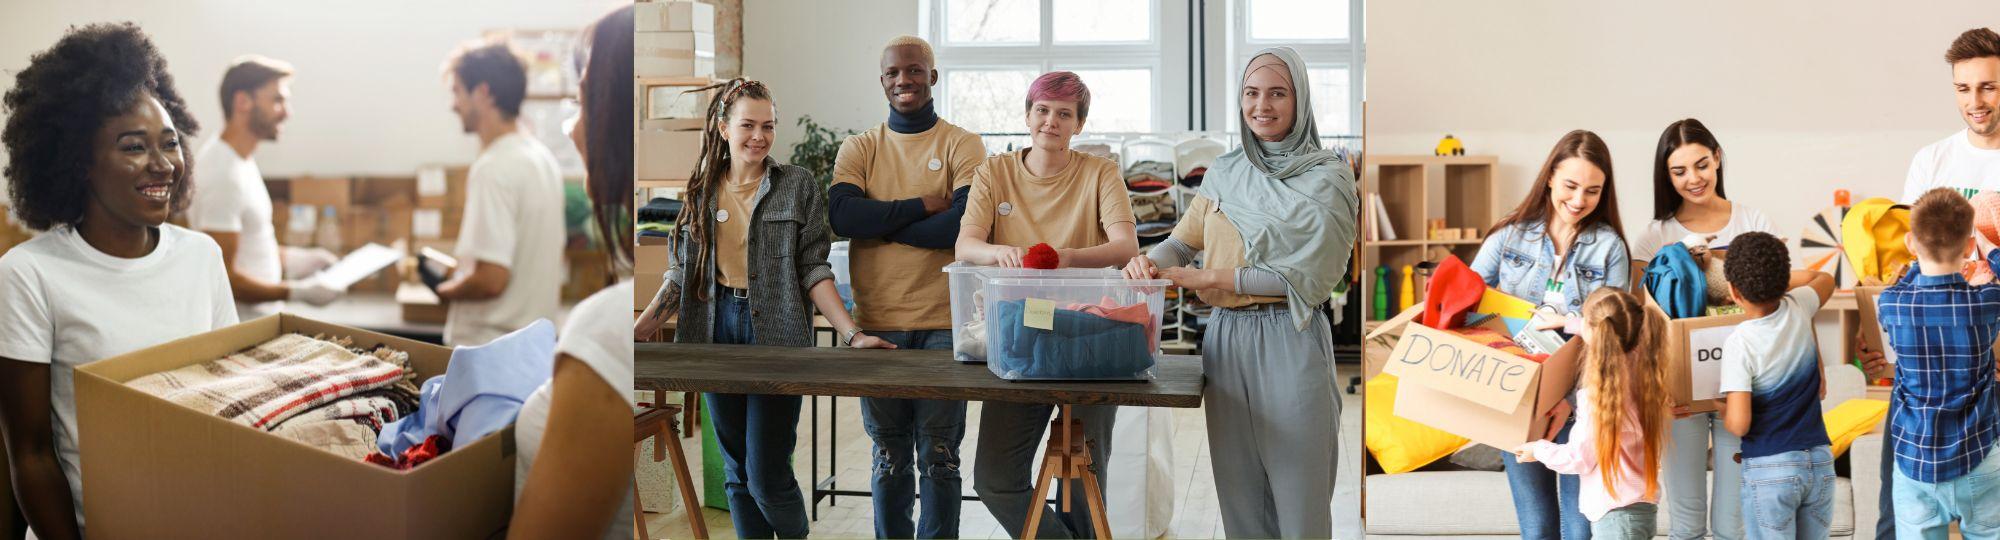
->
[0,0,625,183]
[742,0,921,161]
[1366,1,1986,237]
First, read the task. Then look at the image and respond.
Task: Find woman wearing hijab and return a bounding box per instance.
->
[1123,47,1357,538]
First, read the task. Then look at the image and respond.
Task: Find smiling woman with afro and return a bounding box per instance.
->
[0,22,240,539]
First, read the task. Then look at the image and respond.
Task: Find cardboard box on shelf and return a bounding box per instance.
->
[635,31,715,78]
[415,166,469,210]
[644,80,716,132]
[353,176,418,210]
[73,314,510,539]
[634,243,672,310]
[345,206,414,252]
[288,176,353,214]
[397,282,448,324]
[1363,298,1577,450]
[411,208,463,242]
[638,128,703,181]
[635,0,715,33]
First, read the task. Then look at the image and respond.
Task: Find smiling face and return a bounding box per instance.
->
[1954,56,2000,138]
[880,44,935,114]
[1025,99,1084,151]
[449,78,487,134]
[1665,143,1721,206]
[243,78,291,141]
[88,93,184,228]
[1547,157,1607,229]
[723,97,776,165]
[1240,59,1296,142]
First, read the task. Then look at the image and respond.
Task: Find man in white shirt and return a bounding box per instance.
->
[435,40,566,347]
[1874,27,2000,540]
[188,55,343,321]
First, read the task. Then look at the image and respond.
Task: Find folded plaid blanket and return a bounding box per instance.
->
[128,333,411,430]
[272,420,380,460]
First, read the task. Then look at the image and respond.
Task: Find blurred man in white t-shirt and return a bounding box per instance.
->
[188,55,343,321]
[434,40,565,347]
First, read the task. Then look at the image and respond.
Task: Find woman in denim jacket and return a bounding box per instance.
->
[1471,129,1631,540]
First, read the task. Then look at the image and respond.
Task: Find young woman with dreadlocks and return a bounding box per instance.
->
[633,78,892,539]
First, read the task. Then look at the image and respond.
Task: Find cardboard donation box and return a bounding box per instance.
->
[1641,289,1749,414]
[1365,302,1575,450]
[74,314,513,539]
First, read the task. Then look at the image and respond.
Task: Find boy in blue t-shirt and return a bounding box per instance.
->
[1876,188,2000,540]
[1715,231,1837,540]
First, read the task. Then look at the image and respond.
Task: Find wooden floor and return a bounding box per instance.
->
[644,364,1364,539]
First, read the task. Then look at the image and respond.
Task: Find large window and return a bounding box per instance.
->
[924,0,1364,137]
[925,0,1165,134]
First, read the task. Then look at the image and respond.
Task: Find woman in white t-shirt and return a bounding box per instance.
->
[1630,118,1774,540]
[0,24,238,539]
[507,6,636,539]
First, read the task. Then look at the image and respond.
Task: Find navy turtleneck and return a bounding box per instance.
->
[887,99,939,134]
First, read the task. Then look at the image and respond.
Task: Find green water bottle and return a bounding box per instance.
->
[1374,266,1391,320]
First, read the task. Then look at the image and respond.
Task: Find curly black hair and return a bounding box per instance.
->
[1723,231,1791,305]
[3,22,199,231]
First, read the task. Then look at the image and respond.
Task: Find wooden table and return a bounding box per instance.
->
[636,343,1205,538]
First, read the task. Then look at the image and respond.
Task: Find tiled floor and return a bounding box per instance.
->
[643,364,1364,539]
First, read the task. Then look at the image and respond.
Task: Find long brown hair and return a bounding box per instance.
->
[1578,288,1672,500]
[672,78,773,302]
[1489,130,1625,243]
[582,4,633,275]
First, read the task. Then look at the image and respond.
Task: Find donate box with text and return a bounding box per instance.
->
[1366,301,1574,450]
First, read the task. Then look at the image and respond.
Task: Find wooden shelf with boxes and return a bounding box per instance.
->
[1360,154,1497,322]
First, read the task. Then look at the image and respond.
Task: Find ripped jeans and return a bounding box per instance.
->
[860,330,967,539]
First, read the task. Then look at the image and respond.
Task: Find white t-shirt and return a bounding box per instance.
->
[187,137,283,321]
[0,225,238,527]
[1901,128,2000,203]
[1721,287,1823,395]
[1629,203,1777,263]
[447,132,567,346]
[514,279,634,539]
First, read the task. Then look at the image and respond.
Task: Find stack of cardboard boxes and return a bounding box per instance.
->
[634,0,716,327]
[277,170,466,296]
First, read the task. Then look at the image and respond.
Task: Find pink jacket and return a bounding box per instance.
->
[1525,388,1659,521]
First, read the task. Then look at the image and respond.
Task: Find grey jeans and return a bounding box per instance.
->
[1594,503,1661,539]
[972,401,1117,539]
[1203,303,1339,539]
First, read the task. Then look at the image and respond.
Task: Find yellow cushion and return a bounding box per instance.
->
[1824,398,1890,458]
[1365,374,1471,474]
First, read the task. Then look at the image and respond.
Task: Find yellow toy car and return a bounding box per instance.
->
[1435,134,1465,156]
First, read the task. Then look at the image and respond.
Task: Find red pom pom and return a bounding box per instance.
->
[1023,243,1060,269]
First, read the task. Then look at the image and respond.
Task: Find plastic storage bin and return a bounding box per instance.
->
[980,275,1170,381]
[944,263,1123,364]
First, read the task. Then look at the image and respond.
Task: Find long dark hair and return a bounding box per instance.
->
[1651,118,1725,221]
[672,78,773,303]
[1489,130,1625,242]
[582,5,634,274]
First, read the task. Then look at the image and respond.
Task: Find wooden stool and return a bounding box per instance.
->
[1022,405,1111,540]
[635,390,706,539]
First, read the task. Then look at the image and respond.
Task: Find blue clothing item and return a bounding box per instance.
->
[887,100,939,134]
[1502,417,1592,540]
[377,318,556,456]
[989,300,1155,380]
[1880,401,1900,539]
[861,330,966,539]
[708,292,810,539]
[1643,242,1707,319]
[1877,253,2000,483]
[1739,446,1836,540]
[1720,287,1832,459]
[1469,221,1631,316]
[1891,442,2000,540]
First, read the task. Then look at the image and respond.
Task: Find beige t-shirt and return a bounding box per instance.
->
[833,121,986,330]
[962,148,1135,251]
[714,179,759,289]
[1171,196,1285,308]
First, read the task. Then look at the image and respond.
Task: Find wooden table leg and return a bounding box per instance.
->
[1019,405,1112,540]
[1022,450,1061,540]
[664,409,708,539]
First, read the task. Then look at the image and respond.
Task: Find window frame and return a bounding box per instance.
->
[924,0,1170,134]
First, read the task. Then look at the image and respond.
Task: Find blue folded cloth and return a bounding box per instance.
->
[989,300,1154,380]
[378,319,558,456]
[1644,242,1708,319]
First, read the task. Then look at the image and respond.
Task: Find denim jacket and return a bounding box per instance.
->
[665,159,837,347]
[1468,220,1630,315]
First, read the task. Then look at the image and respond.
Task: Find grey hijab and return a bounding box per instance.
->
[1198,46,1359,330]
[1236,47,1341,179]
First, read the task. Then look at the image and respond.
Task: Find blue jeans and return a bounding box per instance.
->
[1878,399,1899,539]
[1891,443,2000,540]
[1505,417,1592,540]
[704,293,809,539]
[860,330,966,539]
[1739,446,1835,540]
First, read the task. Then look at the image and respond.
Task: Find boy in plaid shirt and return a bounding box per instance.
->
[1876,188,2000,540]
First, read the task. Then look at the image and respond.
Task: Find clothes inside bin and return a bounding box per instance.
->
[988,299,1155,380]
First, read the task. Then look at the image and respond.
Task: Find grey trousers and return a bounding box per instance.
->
[1202,303,1339,539]
[972,401,1118,539]
[1594,503,1661,540]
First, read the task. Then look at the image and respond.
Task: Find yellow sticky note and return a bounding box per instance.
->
[1023,298,1055,330]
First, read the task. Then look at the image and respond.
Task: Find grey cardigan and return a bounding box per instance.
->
[665,160,836,347]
